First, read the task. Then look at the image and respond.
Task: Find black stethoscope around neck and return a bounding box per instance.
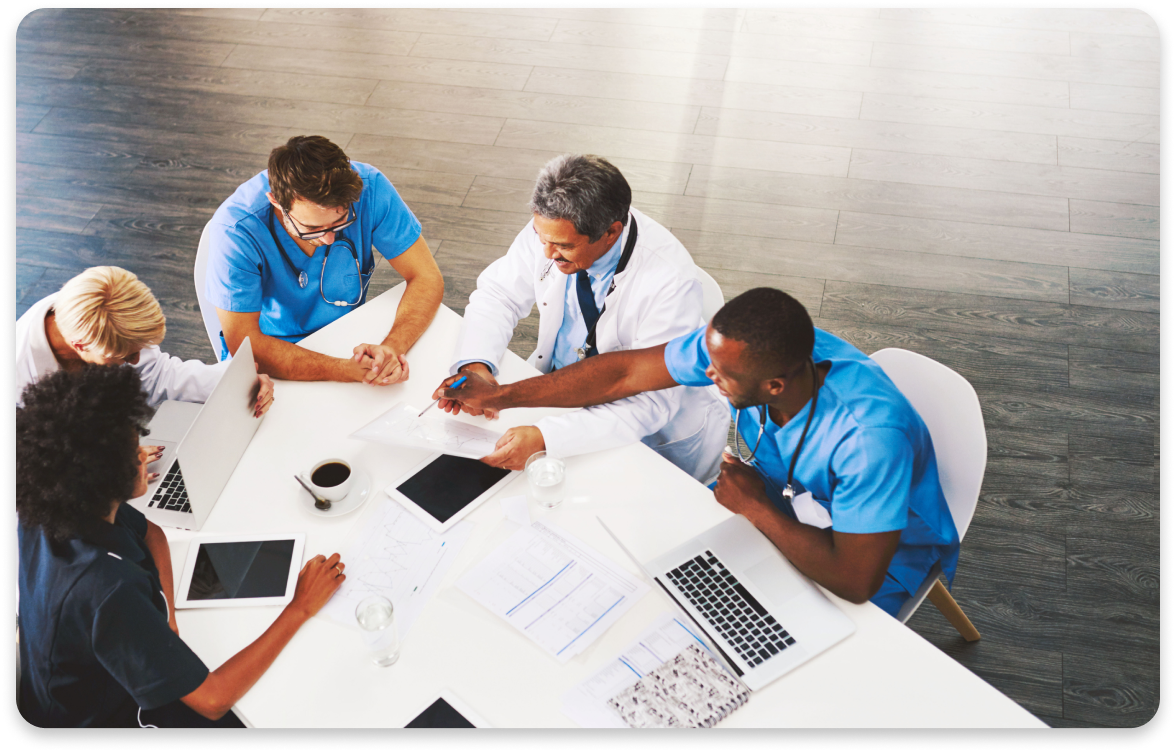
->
[732,358,819,504]
[267,208,372,307]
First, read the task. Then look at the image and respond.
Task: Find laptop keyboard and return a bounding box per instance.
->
[666,550,796,669]
[148,460,191,514]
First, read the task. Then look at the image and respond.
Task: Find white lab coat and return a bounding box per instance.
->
[15,293,228,407]
[452,208,729,483]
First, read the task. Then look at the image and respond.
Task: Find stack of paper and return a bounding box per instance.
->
[322,496,473,636]
[350,400,501,459]
[561,612,714,728]
[456,521,649,663]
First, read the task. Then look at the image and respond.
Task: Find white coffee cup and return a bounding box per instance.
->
[305,458,353,502]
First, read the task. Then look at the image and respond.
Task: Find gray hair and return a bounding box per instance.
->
[529,154,631,242]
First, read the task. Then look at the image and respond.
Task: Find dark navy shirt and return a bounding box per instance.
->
[18,503,209,727]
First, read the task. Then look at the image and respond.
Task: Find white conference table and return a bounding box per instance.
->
[166,285,1044,728]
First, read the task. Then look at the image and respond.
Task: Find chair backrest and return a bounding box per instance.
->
[193,220,224,362]
[868,348,986,539]
[694,266,724,324]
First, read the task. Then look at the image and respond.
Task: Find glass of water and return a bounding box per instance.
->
[355,595,400,667]
[526,451,566,510]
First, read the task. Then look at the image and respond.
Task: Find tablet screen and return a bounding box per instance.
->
[186,539,297,601]
[396,455,511,524]
[405,698,476,728]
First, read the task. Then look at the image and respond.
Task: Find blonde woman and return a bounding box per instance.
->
[15,266,274,417]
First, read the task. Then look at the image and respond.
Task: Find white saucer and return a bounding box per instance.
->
[301,469,372,518]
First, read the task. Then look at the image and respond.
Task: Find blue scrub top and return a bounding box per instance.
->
[663,326,960,598]
[205,161,423,359]
[18,504,209,727]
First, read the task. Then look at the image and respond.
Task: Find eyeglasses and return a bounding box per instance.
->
[282,204,356,241]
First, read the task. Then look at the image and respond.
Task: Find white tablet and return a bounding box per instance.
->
[175,533,306,609]
[404,690,490,728]
[385,452,517,533]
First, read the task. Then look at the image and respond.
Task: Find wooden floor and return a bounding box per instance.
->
[13,8,1159,727]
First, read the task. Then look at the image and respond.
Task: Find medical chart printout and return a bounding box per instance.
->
[561,612,715,728]
[322,495,473,636]
[350,400,500,459]
[456,521,649,663]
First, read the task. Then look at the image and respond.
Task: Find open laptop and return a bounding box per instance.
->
[600,514,856,692]
[128,337,264,531]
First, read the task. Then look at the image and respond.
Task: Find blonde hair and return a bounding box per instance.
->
[53,267,166,357]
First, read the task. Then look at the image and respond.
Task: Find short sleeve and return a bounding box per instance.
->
[829,427,913,534]
[205,224,265,313]
[366,168,422,260]
[663,326,714,387]
[92,580,209,710]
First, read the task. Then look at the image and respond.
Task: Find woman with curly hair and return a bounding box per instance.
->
[17,366,345,728]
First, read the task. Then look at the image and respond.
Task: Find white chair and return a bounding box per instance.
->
[193,220,225,362]
[869,348,984,641]
[694,266,725,323]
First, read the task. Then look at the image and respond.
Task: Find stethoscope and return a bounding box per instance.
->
[732,359,819,504]
[267,208,372,307]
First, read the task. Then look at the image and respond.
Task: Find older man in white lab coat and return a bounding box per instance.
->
[437,154,728,482]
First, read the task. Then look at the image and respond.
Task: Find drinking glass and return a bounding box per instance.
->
[355,595,400,666]
[525,451,566,510]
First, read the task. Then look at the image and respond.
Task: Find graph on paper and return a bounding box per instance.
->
[322,496,473,636]
[350,400,500,459]
[456,521,649,663]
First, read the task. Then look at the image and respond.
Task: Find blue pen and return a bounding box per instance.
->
[417,375,468,418]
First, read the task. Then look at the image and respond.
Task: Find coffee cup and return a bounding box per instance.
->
[305,458,353,502]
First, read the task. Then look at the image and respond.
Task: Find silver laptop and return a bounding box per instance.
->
[600,514,856,692]
[128,338,264,531]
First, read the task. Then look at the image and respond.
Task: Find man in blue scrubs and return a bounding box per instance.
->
[206,135,443,384]
[433,288,960,615]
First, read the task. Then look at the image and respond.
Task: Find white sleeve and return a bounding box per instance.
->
[450,226,540,376]
[535,273,704,458]
[536,387,684,458]
[134,346,229,407]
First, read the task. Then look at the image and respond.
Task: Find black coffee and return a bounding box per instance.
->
[312,462,351,488]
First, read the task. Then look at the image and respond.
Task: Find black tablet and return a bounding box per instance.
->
[386,453,516,532]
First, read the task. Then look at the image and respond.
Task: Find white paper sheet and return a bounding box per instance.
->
[499,494,531,527]
[561,612,712,728]
[350,400,501,459]
[456,520,649,663]
[322,495,473,636]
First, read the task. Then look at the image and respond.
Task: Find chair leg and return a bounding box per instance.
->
[927,579,981,642]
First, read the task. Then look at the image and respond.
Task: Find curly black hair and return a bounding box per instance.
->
[16,365,154,541]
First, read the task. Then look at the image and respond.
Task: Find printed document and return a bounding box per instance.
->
[323,495,473,636]
[456,520,649,663]
[561,612,713,727]
[351,400,501,459]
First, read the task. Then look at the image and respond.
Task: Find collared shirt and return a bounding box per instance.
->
[204,161,422,359]
[663,326,960,601]
[550,226,627,370]
[14,293,228,408]
[18,504,209,727]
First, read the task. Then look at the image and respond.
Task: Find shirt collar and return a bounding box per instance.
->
[28,294,63,378]
[585,222,628,281]
[76,507,150,565]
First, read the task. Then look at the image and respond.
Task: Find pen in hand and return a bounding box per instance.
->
[418,375,467,418]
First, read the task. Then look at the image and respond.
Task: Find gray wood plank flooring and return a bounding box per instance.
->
[13,8,1158,728]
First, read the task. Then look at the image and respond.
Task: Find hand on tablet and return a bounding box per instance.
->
[288,553,346,621]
